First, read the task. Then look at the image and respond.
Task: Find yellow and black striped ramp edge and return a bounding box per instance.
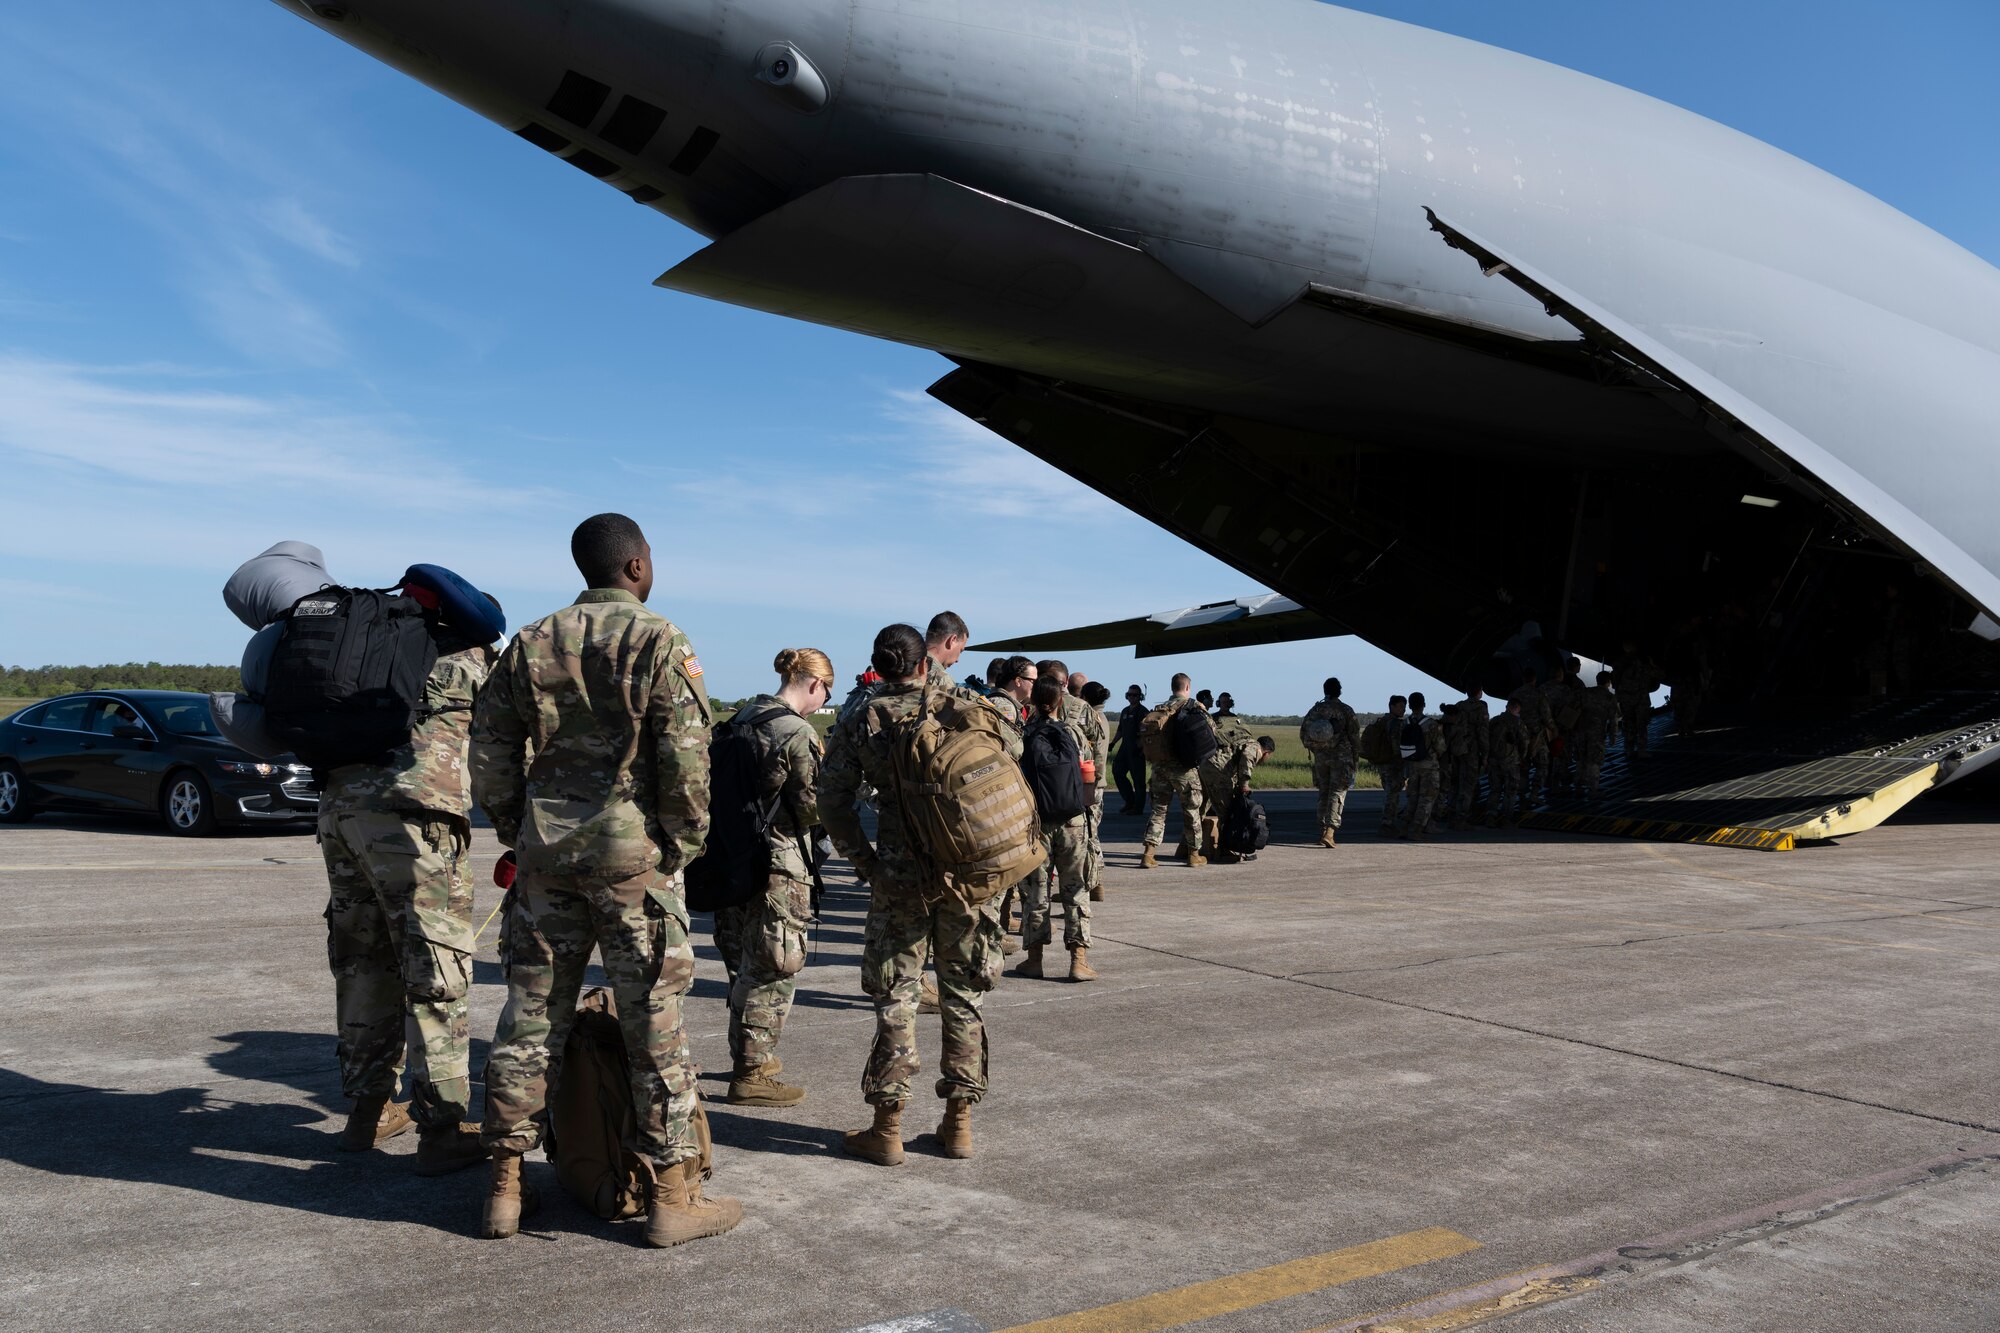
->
[1519,695,2000,851]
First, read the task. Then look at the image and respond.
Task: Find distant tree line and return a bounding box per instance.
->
[0,664,243,698]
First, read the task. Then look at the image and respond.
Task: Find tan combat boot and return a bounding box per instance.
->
[1140,844,1159,870]
[480,1153,539,1239]
[415,1122,490,1176]
[842,1102,906,1166]
[935,1099,973,1159]
[727,1062,806,1108]
[918,976,941,1014]
[1319,828,1337,849]
[1068,947,1097,982]
[1013,944,1044,979]
[338,1095,413,1152]
[1089,883,1105,901]
[1183,849,1208,867]
[643,1158,743,1248]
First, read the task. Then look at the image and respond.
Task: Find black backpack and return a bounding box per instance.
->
[684,707,790,914]
[1021,718,1089,822]
[1168,702,1219,767]
[263,587,439,771]
[1221,792,1270,856]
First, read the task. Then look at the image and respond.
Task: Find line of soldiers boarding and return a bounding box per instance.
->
[318,512,1245,1249]
[314,508,1658,1247]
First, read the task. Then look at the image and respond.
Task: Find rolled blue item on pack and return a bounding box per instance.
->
[240,623,282,699]
[402,563,506,643]
[210,693,289,761]
[224,542,332,630]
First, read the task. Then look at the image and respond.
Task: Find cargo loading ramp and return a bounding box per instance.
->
[1522,694,2000,850]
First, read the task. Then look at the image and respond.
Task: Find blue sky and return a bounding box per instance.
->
[1,1,1995,711]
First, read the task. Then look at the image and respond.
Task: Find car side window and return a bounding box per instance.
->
[34,698,89,732]
[83,700,145,735]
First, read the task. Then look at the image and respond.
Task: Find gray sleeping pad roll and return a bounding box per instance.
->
[240,623,282,699]
[210,694,289,761]
[224,541,331,630]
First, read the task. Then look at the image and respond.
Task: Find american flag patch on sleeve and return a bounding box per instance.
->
[682,655,703,678]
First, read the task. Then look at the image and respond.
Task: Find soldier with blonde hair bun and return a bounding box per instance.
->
[717,647,835,1107]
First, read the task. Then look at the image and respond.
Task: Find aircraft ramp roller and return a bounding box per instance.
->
[1522,696,2000,850]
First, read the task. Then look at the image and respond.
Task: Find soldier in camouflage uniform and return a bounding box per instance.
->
[319,624,496,1173]
[1611,641,1660,757]
[1078,680,1114,900]
[717,649,835,1109]
[1544,657,1586,795]
[1515,668,1555,808]
[1111,685,1149,815]
[1574,671,1621,802]
[823,624,1008,1165]
[1457,685,1491,822]
[1201,733,1274,862]
[981,656,1034,956]
[1486,699,1529,825]
[1396,693,1443,840]
[1437,703,1476,830]
[1015,675,1097,982]
[1039,660,1107,904]
[471,513,741,1248]
[1300,677,1362,848]
[1212,693,1254,748]
[1141,674,1208,868]
[1376,695,1409,833]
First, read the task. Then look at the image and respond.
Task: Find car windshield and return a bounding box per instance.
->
[149,699,220,738]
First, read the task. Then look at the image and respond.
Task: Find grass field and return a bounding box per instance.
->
[1,699,33,719]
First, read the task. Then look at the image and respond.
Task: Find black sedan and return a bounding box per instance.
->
[0,691,318,835]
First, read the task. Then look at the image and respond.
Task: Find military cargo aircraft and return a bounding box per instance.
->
[266,0,2000,844]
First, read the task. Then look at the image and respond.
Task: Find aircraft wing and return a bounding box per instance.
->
[972,594,1343,659]
[1425,210,2000,628]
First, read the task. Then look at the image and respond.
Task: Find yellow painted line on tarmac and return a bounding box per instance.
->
[994,1227,1481,1333]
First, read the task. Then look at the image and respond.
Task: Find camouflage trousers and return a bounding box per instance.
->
[1400,761,1441,834]
[318,806,472,1129]
[860,887,1003,1105]
[1621,703,1650,756]
[720,874,810,1071]
[1576,738,1609,799]
[482,864,700,1168]
[1522,739,1552,805]
[1447,756,1481,820]
[1143,764,1205,852]
[1377,762,1406,829]
[1084,800,1105,893]
[1022,817,1091,949]
[1311,753,1356,830]
[1488,756,1525,819]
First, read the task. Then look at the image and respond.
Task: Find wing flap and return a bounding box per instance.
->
[973,595,1344,659]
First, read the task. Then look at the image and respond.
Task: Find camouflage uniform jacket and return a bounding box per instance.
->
[1577,685,1619,744]
[838,656,954,729]
[982,688,1026,760]
[1515,685,1556,742]
[1064,694,1109,778]
[1301,697,1361,758]
[821,676,989,889]
[1459,698,1492,763]
[471,589,712,880]
[321,646,490,820]
[1209,736,1262,791]
[1489,711,1529,764]
[1086,702,1112,780]
[739,693,822,881]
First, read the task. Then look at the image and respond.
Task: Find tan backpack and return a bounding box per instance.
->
[889,679,1046,904]
[1138,701,1177,764]
[545,987,712,1220]
[1360,717,1395,766]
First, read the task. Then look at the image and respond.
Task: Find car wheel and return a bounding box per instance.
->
[0,762,31,823]
[161,770,218,836]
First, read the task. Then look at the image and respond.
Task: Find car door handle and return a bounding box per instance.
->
[79,741,96,750]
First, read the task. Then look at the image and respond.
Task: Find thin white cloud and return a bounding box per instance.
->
[255,196,362,270]
[878,389,1127,521]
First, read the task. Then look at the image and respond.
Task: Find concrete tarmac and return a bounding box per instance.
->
[2,791,1996,1331]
